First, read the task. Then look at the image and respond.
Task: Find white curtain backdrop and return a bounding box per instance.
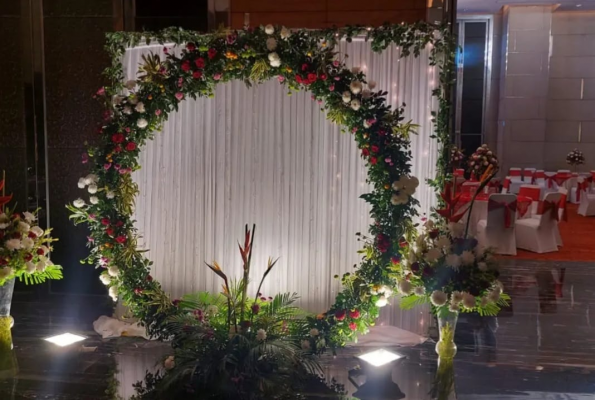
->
[125,39,437,335]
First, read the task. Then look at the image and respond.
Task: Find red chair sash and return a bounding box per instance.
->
[554,172,572,186]
[577,179,591,201]
[518,186,541,202]
[503,177,511,189]
[488,199,517,228]
[538,198,568,222]
[535,171,546,179]
[509,169,522,177]
[545,175,556,188]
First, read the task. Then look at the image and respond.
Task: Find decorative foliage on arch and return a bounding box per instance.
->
[68,22,456,349]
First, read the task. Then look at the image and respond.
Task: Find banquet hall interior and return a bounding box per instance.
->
[1,0,595,399]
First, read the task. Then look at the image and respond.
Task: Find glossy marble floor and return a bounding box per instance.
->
[2,259,595,399]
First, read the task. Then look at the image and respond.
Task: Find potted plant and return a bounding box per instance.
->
[0,176,62,378]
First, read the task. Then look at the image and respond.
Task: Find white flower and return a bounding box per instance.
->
[90,196,99,205]
[391,192,409,205]
[108,266,120,277]
[445,254,461,269]
[112,95,124,105]
[106,191,115,200]
[21,237,34,250]
[368,80,377,89]
[84,174,98,185]
[449,302,460,313]
[164,355,175,370]
[264,24,275,35]
[425,247,442,263]
[0,267,13,279]
[301,340,311,350]
[38,245,49,255]
[435,235,451,249]
[392,175,419,196]
[266,37,277,51]
[124,80,136,90]
[280,26,291,40]
[478,262,488,272]
[36,260,46,272]
[123,106,132,115]
[309,328,319,337]
[350,99,361,111]
[17,221,30,233]
[451,291,463,304]
[99,274,111,285]
[73,198,85,208]
[108,285,118,300]
[137,118,148,129]
[379,285,393,297]
[256,328,267,341]
[460,250,475,266]
[462,293,476,309]
[0,214,10,229]
[430,290,448,306]
[375,295,388,307]
[363,119,373,128]
[267,52,281,67]
[397,279,413,295]
[5,239,21,251]
[414,286,425,296]
[25,262,36,273]
[206,305,219,315]
[23,211,36,223]
[448,222,465,238]
[351,67,361,74]
[342,91,351,103]
[88,184,98,194]
[135,102,145,113]
[349,81,363,94]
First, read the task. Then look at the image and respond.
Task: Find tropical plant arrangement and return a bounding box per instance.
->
[566,148,585,170]
[467,144,498,179]
[66,22,457,353]
[131,225,345,399]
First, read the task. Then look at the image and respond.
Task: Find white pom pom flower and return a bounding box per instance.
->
[462,293,476,309]
[256,329,267,341]
[264,24,275,35]
[430,290,448,306]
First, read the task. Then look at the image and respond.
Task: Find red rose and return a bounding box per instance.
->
[362,148,370,157]
[101,218,110,226]
[24,253,33,262]
[114,145,122,153]
[37,248,45,255]
[320,73,327,81]
[301,63,309,72]
[410,262,420,274]
[186,43,196,52]
[147,275,153,282]
[106,227,115,236]
[335,310,346,321]
[307,73,317,83]
[116,221,124,227]
[195,57,205,68]
[28,231,37,239]
[349,309,360,319]
[251,304,260,314]
[115,235,126,244]
[125,142,137,151]
[370,157,377,165]
[207,48,217,59]
[349,322,357,331]
[192,70,203,79]
[371,145,379,153]
[296,75,303,84]
[181,60,191,72]
[112,133,125,144]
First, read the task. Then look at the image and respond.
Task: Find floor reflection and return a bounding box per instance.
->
[3,259,595,399]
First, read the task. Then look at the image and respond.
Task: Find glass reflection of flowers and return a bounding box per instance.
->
[132,225,340,400]
[467,144,498,178]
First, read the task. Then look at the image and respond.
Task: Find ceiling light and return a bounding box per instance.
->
[577,4,582,7]
[356,348,404,367]
[44,332,86,347]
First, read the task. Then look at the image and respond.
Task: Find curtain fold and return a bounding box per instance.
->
[124,39,436,334]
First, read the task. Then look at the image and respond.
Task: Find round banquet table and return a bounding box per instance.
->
[455,193,533,235]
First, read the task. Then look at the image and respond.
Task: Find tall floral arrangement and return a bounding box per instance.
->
[449,146,464,170]
[467,144,498,178]
[566,148,585,169]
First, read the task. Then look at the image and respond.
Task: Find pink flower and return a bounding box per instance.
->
[278,75,285,83]
[104,163,112,170]
[125,127,131,133]
[177,77,184,88]
[96,87,105,96]
[213,73,222,81]
[155,109,162,116]
[175,92,184,101]
[126,142,137,151]
[334,76,341,81]
[81,153,89,164]
[333,60,340,67]
[115,235,126,244]
[329,84,335,91]
[349,322,357,331]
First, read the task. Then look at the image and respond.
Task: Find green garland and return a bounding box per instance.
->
[68,22,456,349]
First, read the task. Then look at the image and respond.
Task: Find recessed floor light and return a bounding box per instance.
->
[44,333,86,347]
[356,348,404,367]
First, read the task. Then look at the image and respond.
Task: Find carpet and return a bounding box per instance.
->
[509,204,595,261]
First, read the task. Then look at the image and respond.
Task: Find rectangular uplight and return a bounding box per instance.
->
[44,332,86,347]
[356,349,403,367]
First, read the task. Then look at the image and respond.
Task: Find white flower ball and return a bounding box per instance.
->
[135,102,145,113]
[460,250,475,266]
[26,262,36,273]
[445,253,461,269]
[164,355,175,370]
[266,37,277,51]
[124,80,136,90]
[350,99,361,111]
[430,290,448,306]
[89,196,99,205]
[5,239,21,251]
[73,198,85,208]
[280,26,291,40]
[310,328,319,337]
[397,279,413,295]
[137,118,148,129]
[425,247,442,263]
[349,81,363,94]
[375,295,388,307]
[23,211,36,223]
[414,286,425,296]
[21,237,34,250]
[106,191,115,199]
[99,274,111,285]
[478,262,488,272]
[108,266,120,277]
[108,286,118,300]
[267,52,281,67]
[256,328,267,341]
[451,291,463,303]
[449,302,460,313]
[77,178,86,188]
[18,221,30,233]
[462,293,476,309]
[84,174,98,185]
[391,193,408,205]
[264,24,275,35]
[342,91,351,103]
[88,184,98,194]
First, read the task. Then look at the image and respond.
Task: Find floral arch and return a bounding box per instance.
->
[68,22,456,349]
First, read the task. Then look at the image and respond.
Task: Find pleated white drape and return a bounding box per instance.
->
[125,39,437,334]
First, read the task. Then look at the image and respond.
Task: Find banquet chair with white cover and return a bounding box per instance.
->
[577,180,595,216]
[564,176,579,204]
[523,168,536,183]
[508,168,523,194]
[515,192,562,253]
[461,181,480,195]
[476,194,517,255]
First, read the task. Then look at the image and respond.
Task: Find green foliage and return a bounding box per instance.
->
[18,265,63,285]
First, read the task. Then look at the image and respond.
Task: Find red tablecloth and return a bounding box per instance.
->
[456,193,532,217]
